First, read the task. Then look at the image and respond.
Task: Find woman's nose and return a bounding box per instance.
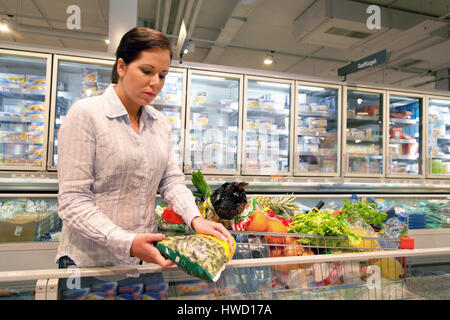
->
[149,73,161,87]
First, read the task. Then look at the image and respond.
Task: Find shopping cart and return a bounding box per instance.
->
[212,230,418,300]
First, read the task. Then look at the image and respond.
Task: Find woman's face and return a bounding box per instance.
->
[116,47,171,109]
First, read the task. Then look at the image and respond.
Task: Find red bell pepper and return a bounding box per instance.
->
[162,208,184,224]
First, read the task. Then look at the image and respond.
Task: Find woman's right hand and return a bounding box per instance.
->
[130,233,173,268]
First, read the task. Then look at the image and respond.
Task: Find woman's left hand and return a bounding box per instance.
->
[191,216,234,252]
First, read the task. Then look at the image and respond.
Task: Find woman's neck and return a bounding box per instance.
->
[114,83,141,120]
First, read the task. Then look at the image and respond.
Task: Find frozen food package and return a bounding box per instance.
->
[82,67,98,82]
[155,234,236,282]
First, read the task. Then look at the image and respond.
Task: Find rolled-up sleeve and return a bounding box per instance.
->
[57,103,137,263]
[157,127,201,228]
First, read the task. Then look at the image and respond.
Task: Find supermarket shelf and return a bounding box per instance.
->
[246,128,288,135]
[434,135,450,140]
[347,136,382,142]
[247,106,289,117]
[390,118,419,125]
[298,151,336,158]
[298,132,337,139]
[429,119,449,124]
[348,153,382,159]
[347,115,379,121]
[390,138,417,144]
[191,125,237,130]
[0,88,46,100]
[391,155,419,160]
[0,138,43,145]
[191,103,237,113]
[298,111,335,118]
[431,155,450,160]
[151,101,181,109]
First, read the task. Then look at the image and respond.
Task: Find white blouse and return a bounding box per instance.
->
[56,84,200,267]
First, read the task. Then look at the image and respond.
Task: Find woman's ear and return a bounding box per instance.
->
[116,58,127,78]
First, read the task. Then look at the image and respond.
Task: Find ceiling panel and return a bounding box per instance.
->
[0,0,447,91]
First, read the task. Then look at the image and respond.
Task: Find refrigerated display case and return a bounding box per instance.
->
[1,232,450,300]
[0,194,60,243]
[47,55,114,170]
[343,87,385,177]
[151,67,186,166]
[0,49,51,171]
[387,92,424,177]
[295,82,341,176]
[243,76,293,175]
[427,96,450,178]
[184,70,242,174]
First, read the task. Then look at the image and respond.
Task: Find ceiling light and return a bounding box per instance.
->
[0,19,10,32]
[105,39,110,44]
[263,51,275,65]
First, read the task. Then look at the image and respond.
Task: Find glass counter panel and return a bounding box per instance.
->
[428,98,450,176]
[52,59,112,166]
[0,280,36,300]
[245,80,291,173]
[346,90,384,175]
[297,85,338,174]
[388,95,422,175]
[151,71,184,165]
[0,196,60,243]
[0,54,48,167]
[366,196,450,229]
[186,74,240,171]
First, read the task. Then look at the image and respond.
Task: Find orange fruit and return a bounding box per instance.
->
[265,219,288,245]
[269,246,284,258]
[283,246,315,269]
[246,210,268,232]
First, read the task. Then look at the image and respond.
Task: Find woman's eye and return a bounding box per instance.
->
[159,74,166,80]
[142,69,152,75]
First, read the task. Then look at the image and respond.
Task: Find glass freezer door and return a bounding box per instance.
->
[48,56,114,170]
[343,88,385,176]
[243,77,292,175]
[427,96,450,177]
[184,71,241,174]
[295,82,340,176]
[151,67,185,167]
[387,92,424,177]
[0,50,51,171]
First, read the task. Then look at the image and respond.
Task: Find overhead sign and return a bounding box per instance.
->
[338,49,388,77]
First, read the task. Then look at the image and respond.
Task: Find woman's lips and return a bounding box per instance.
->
[144,92,155,98]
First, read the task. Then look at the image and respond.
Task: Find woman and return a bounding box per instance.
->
[56,27,233,270]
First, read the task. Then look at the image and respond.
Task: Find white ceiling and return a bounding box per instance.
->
[0,0,449,91]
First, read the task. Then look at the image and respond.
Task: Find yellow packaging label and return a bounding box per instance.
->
[199,234,236,261]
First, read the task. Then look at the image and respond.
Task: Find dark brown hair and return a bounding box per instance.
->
[111,27,172,84]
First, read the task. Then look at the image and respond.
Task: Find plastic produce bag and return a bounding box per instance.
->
[155,234,236,282]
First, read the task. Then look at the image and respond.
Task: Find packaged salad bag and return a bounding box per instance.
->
[155,234,236,282]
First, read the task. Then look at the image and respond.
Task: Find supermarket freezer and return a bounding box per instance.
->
[47,55,114,170]
[427,95,450,178]
[0,232,450,300]
[0,49,52,171]
[0,190,449,272]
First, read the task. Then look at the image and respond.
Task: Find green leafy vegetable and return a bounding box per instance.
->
[287,210,361,247]
[191,170,212,200]
[341,200,387,230]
